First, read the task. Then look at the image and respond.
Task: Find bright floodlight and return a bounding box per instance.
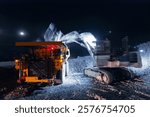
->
[139,49,144,53]
[19,31,25,36]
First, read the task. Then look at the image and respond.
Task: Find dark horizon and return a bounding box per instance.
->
[0,0,150,60]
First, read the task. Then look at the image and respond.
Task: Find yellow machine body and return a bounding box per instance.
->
[15,42,69,84]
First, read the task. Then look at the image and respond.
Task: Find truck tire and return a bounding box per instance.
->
[55,70,63,85]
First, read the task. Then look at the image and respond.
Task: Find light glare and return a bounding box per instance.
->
[19,31,25,36]
[139,49,144,53]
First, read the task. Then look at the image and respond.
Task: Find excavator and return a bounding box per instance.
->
[83,37,142,84]
[60,32,142,84]
[43,23,142,85]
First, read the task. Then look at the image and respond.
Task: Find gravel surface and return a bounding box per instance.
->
[20,56,150,100]
[17,73,150,100]
[1,56,150,100]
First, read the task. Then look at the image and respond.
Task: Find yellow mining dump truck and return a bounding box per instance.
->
[15,42,70,85]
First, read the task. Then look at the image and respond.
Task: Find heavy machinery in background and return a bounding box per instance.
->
[84,37,142,84]
[61,34,142,85]
[43,23,142,85]
[15,42,70,85]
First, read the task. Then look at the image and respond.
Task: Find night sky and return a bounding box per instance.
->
[0,0,150,60]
